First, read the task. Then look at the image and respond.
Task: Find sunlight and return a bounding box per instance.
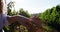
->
[8,0,60,14]
[11,0,25,12]
[12,0,24,4]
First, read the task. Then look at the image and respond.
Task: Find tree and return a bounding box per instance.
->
[7,1,15,16]
[40,4,60,32]
[19,8,31,18]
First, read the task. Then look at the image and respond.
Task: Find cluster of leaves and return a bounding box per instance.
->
[7,1,31,18]
[19,8,31,18]
[40,7,56,23]
[39,4,60,32]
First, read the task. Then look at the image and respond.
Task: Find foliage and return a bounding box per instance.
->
[7,1,15,16]
[40,7,57,23]
[19,8,31,18]
[5,0,60,32]
[39,4,60,32]
[4,1,31,32]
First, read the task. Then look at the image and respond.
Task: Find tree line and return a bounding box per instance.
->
[39,4,60,32]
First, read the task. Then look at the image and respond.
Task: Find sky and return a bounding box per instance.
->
[6,0,60,14]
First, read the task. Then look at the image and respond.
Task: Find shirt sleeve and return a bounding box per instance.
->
[3,0,10,26]
[3,14,10,26]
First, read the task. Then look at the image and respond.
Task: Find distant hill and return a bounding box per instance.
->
[31,13,41,17]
